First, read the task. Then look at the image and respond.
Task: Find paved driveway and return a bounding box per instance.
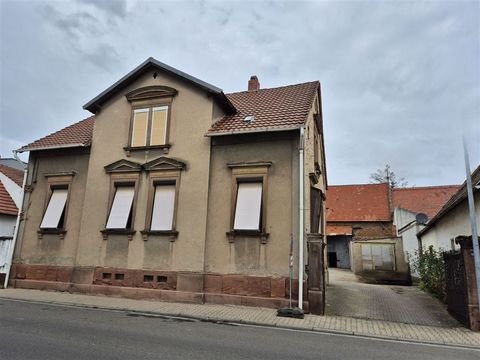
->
[325,268,460,327]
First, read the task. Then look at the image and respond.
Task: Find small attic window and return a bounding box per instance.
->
[244,115,254,123]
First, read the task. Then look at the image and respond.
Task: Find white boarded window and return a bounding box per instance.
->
[131,108,149,147]
[151,184,176,230]
[234,182,263,230]
[40,188,68,229]
[106,186,135,229]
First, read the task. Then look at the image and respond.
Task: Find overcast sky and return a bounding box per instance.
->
[1,0,478,186]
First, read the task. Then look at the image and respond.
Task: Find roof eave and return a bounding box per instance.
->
[16,143,89,153]
[206,125,302,137]
[83,57,229,114]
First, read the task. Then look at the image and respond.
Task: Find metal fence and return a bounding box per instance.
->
[443,251,469,326]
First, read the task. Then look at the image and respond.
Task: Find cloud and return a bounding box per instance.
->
[0,0,478,186]
[78,0,127,19]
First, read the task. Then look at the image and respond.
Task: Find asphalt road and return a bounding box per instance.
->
[0,299,477,360]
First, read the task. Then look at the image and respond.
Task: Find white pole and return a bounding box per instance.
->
[3,151,27,289]
[462,137,480,308]
[298,127,305,309]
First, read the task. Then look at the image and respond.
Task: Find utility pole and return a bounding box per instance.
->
[463,137,480,310]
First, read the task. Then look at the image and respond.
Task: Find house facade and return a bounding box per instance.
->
[418,166,479,251]
[392,185,459,260]
[10,59,327,312]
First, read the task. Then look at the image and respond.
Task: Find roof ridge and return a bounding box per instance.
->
[329,183,389,187]
[393,185,460,191]
[226,80,319,96]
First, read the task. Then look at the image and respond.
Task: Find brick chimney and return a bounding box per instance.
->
[248,75,260,91]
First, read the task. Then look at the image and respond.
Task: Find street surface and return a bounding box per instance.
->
[0,298,477,360]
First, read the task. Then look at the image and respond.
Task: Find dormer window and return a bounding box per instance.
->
[125,85,177,150]
[131,106,169,147]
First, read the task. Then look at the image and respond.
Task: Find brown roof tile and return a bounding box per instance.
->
[207,81,319,135]
[326,183,391,222]
[18,116,95,152]
[392,185,460,219]
[0,180,18,216]
[0,164,24,186]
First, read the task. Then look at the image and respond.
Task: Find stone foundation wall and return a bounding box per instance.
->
[9,264,307,310]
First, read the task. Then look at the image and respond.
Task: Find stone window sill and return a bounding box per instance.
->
[37,229,67,240]
[226,230,269,244]
[140,230,178,242]
[100,229,136,241]
[123,144,171,155]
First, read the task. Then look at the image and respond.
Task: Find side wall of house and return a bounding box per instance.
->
[13,150,90,267]
[420,192,480,251]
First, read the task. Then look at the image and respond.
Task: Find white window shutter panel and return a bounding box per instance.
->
[106,187,135,229]
[234,182,262,230]
[151,185,176,230]
[40,189,68,228]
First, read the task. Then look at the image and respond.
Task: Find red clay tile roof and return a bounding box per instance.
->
[326,183,391,222]
[418,165,480,237]
[0,180,18,216]
[0,164,24,186]
[392,185,460,219]
[326,225,353,236]
[19,81,318,150]
[207,81,319,135]
[17,116,95,152]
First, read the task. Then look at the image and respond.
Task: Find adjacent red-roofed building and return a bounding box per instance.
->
[392,185,460,261]
[326,183,409,284]
[11,58,328,314]
[0,162,24,284]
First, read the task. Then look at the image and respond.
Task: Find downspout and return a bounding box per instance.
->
[298,127,305,309]
[3,151,27,289]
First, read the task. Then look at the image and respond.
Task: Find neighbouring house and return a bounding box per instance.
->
[417,165,480,251]
[0,161,25,285]
[326,183,410,284]
[392,185,460,262]
[10,58,327,313]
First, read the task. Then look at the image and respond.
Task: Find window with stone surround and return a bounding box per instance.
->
[38,173,74,237]
[226,162,271,240]
[124,85,177,152]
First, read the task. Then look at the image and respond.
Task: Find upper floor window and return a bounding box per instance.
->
[131,106,169,148]
[125,85,178,150]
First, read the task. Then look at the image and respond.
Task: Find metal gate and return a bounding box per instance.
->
[443,251,469,326]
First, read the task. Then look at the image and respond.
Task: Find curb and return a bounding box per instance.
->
[1,296,479,350]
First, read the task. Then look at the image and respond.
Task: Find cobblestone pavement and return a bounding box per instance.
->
[326,268,459,327]
[1,288,479,348]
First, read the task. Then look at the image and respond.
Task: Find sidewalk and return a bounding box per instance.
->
[1,288,479,348]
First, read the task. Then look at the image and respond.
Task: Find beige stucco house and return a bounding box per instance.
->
[9,58,327,313]
[418,165,480,251]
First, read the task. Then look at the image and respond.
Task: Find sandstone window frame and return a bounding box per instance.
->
[226,162,271,241]
[141,171,181,241]
[101,172,140,240]
[124,85,177,152]
[140,156,186,241]
[37,173,74,238]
